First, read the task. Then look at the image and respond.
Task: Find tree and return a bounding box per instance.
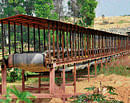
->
[34,0,58,20]
[68,0,80,23]
[0,0,26,18]
[53,0,64,21]
[68,0,97,26]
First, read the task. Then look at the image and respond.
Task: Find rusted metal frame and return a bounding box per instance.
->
[27,24,30,52]
[38,25,41,52]
[78,28,80,59]
[14,22,17,53]
[43,28,46,51]
[107,35,109,55]
[120,36,122,51]
[1,64,7,95]
[38,73,41,93]
[74,28,77,59]
[60,29,62,48]
[74,63,76,94]
[112,36,114,54]
[13,16,48,28]
[62,65,66,95]
[98,33,100,57]
[118,36,120,52]
[94,33,96,57]
[104,35,107,55]
[106,35,108,55]
[88,61,90,82]
[56,23,60,61]
[92,33,94,57]
[70,28,73,59]
[79,31,82,58]
[72,30,75,59]
[102,34,104,56]
[121,36,122,51]
[20,23,23,53]
[94,60,97,78]
[22,70,25,91]
[1,21,4,58]
[52,24,55,58]
[87,31,89,58]
[66,25,69,59]
[24,88,49,91]
[33,25,36,52]
[48,22,51,61]
[49,65,55,94]
[81,31,84,58]
[8,21,11,54]
[115,36,116,53]
[89,32,92,58]
[62,30,65,61]
[108,35,111,55]
[84,31,87,58]
[123,37,125,50]
[122,37,124,50]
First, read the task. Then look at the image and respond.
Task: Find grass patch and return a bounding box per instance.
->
[99,65,130,77]
[118,20,130,24]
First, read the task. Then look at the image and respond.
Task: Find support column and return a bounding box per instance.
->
[94,60,97,78]
[62,65,66,103]
[74,63,76,94]
[88,61,90,82]
[1,64,7,95]
[38,73,41,93]
[101,58,103,70]
[105,58,108,69]
[49,64,55,94]
[22,70,25,91]
[63,65,65,93]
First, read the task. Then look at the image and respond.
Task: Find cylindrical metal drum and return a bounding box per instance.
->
[8,53,49,72]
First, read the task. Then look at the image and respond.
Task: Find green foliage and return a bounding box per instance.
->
[0,86,35,103]
[0,88,12,103]
[100,64,130,77]
[68,0,97,26]
[77,0,97,26]
[70,86,123,103]
[34,0,58,20]
[0,0,36,18]
[7,68,22,82]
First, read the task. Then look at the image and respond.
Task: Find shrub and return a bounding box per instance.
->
[70,85,123,103]
[0,86,35,103]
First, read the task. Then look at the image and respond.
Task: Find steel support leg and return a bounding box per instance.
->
[49,66,55,94]
[38,73,41,93]
[1,64,7,95]
[88,61,90,82]
[94,60,97,78]
[74,63,76,94]
[22,70,25,91]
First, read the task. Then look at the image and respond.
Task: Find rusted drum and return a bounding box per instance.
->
[8,53,49,72]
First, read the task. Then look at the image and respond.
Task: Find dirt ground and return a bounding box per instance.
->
[48,74,130,103]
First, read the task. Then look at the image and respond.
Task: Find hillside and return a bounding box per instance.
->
[93,16,130,35]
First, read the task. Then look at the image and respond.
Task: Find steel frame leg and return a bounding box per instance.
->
[49,66,55,94]
[94,60,97,78]
[88,61,90,82]
[74,63,76,94]
[38,73,41,93]
[22,70,25,91]
[62,65,66,103]
[1,64,7,95]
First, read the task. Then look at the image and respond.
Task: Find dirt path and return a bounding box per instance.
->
[49,74,130,103]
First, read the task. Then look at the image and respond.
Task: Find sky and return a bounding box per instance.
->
[96,0,130,17]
